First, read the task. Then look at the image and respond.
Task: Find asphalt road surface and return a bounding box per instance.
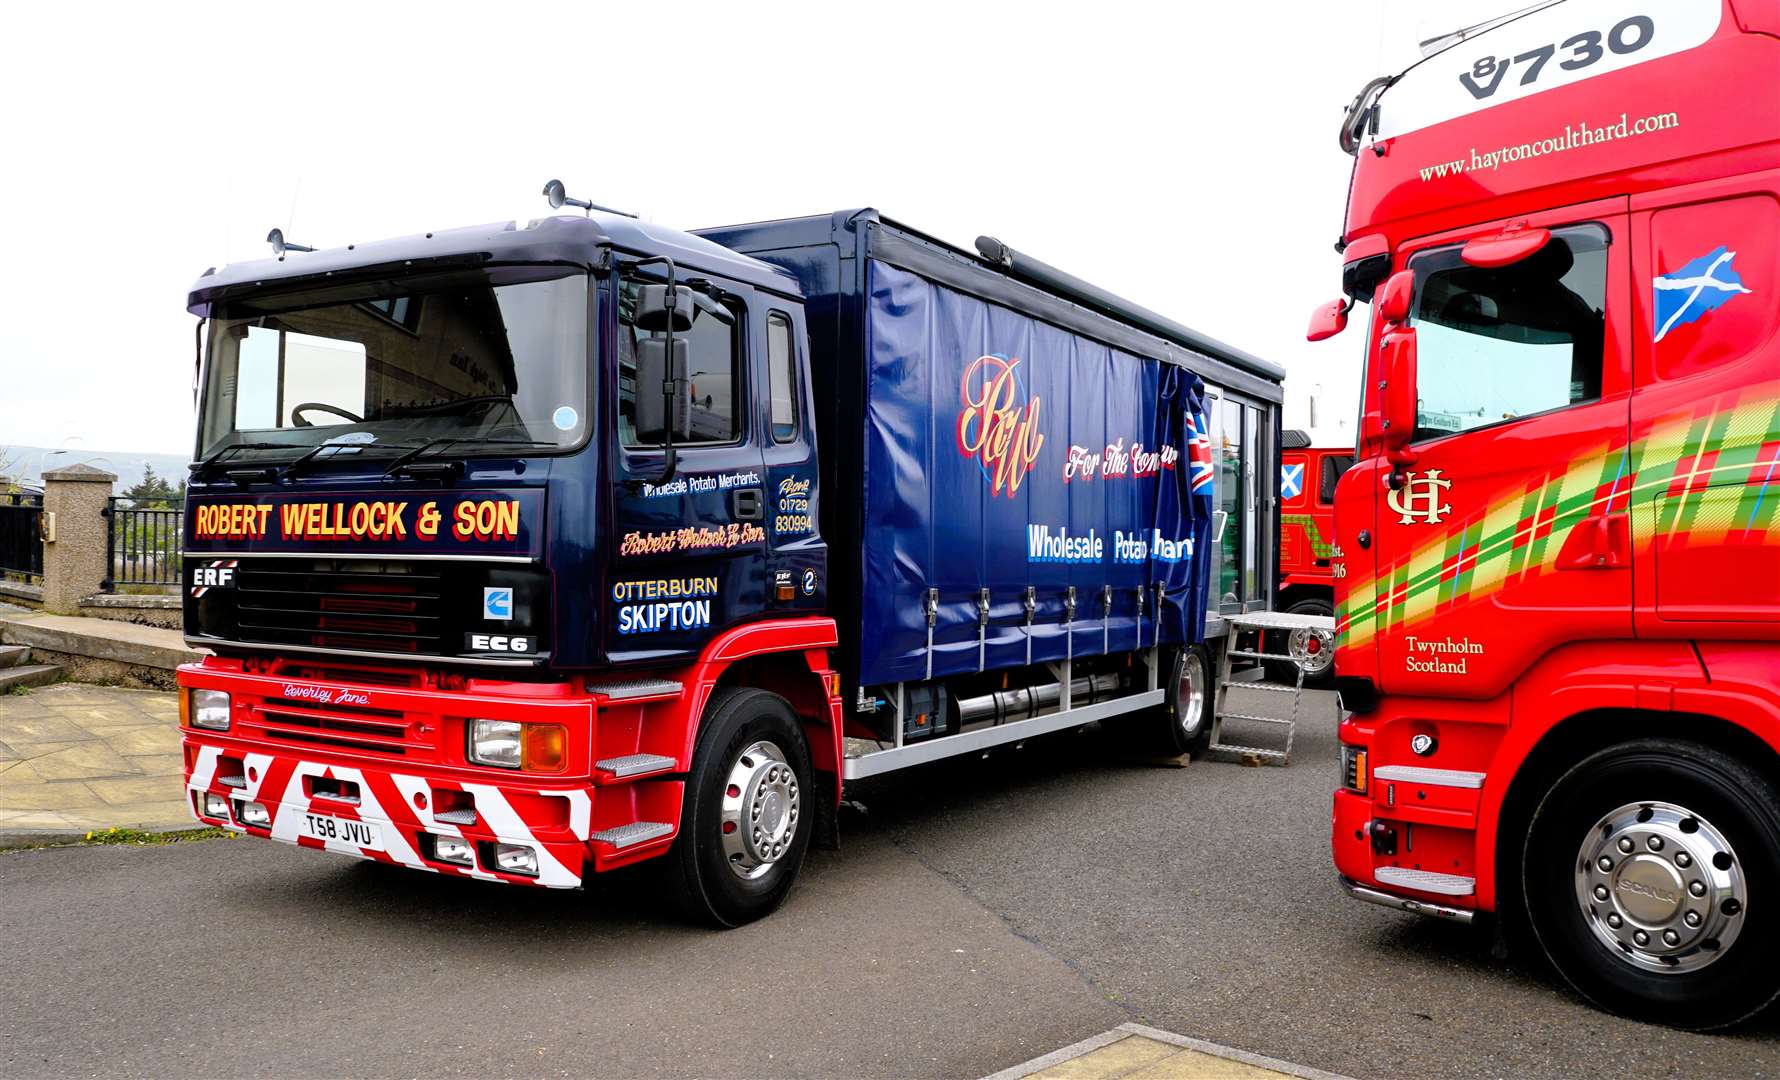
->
[4,689,1778,1078]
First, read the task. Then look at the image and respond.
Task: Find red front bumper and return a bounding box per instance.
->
[178,658,684,888]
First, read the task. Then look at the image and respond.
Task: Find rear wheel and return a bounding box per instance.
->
[662,687,814,928]
[1263,597,1334,687]
[1522,739,1780,1029]
[1125,644,1213,757]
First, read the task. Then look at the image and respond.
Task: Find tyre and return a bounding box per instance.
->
[1521,738,1780,1029]
[661,687,814,928]
[1263,597,1335,687]
[1125,644,1213,757]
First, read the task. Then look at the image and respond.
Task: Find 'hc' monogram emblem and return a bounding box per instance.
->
[1387,469,1453,525]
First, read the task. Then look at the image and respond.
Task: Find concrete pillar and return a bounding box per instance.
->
[40,464,116,614]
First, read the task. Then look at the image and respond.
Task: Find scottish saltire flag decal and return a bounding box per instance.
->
[1654,246,1752,342]
[1186,408,1215,493]
[1280,462,1304,499]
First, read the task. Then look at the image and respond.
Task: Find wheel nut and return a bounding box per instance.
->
[1690,880,1707,897]
[1647,836,1664,852]
[1607,913,1623,929]
[1675,852,1692,868]
[1594,885,1610,901]
[1685,911,1702,927]
[1663,929,1680,946]
[1618,837,1635,854]
[1633,930,1650,946]
[1598,856,1614,872]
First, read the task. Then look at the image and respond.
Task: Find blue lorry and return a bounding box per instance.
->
[177,192,1285,924]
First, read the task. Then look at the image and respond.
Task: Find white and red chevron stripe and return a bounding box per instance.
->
[186,748,596,889]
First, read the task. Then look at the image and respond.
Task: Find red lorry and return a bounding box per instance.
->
[1312,0,1780,1028]
[1275,433,1350,685]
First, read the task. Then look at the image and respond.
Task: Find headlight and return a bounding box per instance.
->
[468,719,522,768]
[466,719,566,772]
[190,689,231,731]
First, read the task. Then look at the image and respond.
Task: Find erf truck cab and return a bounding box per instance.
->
[177,197,1280,925]
[1313,0,1780,1028]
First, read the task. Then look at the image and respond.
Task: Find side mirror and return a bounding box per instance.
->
[634,337,689,442]
[1380,325,1419,466]
[1306,298,1350,342]
[1376,268,1416,325]
[634,284,695,333]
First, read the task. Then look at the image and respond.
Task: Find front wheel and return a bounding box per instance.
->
[1522,739,1780,1029]
[662,687,814,927]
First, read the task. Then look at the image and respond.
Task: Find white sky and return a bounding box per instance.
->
[0,0,1485,457]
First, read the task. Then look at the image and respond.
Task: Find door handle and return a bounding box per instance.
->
[1555,512,1629,570]
[732,488,763,521]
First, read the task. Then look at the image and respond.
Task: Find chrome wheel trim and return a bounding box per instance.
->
[1288,626,1334,676]
[1178,651,1207,737]
[719,740,799,881]
[1572,800,1747,974]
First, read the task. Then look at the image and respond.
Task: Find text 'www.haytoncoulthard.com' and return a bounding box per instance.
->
[1417,110,1680,181]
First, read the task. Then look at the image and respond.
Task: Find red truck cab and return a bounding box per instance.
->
[1313,0,1780,1029]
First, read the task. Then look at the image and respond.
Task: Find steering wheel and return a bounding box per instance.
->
[290,402,365,427]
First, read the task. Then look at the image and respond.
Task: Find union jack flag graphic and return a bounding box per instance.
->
[1186,408,1214,494]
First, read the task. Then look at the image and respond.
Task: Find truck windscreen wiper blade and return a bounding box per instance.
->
[189,441,293,479]
[383,437,559,477]
[281,440,423,481]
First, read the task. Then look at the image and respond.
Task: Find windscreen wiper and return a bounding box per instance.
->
[383,437,559,477]
[189,441,291,480]
[281,440,423,482]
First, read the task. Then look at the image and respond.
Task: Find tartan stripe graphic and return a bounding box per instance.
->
[1337,387,1780,649]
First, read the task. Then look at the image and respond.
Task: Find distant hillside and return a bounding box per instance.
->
[1,445,189,492]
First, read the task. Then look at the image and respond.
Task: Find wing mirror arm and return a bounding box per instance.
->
[628,255,682,484]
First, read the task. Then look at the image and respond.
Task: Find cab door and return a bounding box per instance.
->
[758,303,825,616]
[1367,199,1633,699]
[606,273,769,664]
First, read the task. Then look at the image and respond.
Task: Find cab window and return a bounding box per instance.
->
[767,311,798,442]
[1408,224,1607,443]
[1318,455,1352,504]
[618,283,742,447]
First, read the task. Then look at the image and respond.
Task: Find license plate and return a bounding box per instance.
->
[297,812,385,851]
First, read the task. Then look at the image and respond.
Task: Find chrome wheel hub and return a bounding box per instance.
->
[1179,652,1206,736]
[1573,800,1746,974]
[719,740,799,880]
[1288,626,1334,677]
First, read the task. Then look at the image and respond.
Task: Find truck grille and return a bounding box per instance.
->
[233,561,446,657]
[249,696,432,757]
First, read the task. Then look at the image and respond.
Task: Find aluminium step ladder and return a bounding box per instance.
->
[1206,610,1335,766]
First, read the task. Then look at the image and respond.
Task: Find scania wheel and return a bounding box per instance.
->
[1521,738,1780,1029]
[663,687,814,927]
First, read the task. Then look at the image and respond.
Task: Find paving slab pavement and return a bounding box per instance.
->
[985,1023,1356,1080]
[0,682,190,843]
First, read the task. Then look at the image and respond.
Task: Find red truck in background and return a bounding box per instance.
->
[1275,433,1351,685]
[1311,0,1780,1029]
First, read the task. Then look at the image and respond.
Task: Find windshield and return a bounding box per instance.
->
[197,269,590,461]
